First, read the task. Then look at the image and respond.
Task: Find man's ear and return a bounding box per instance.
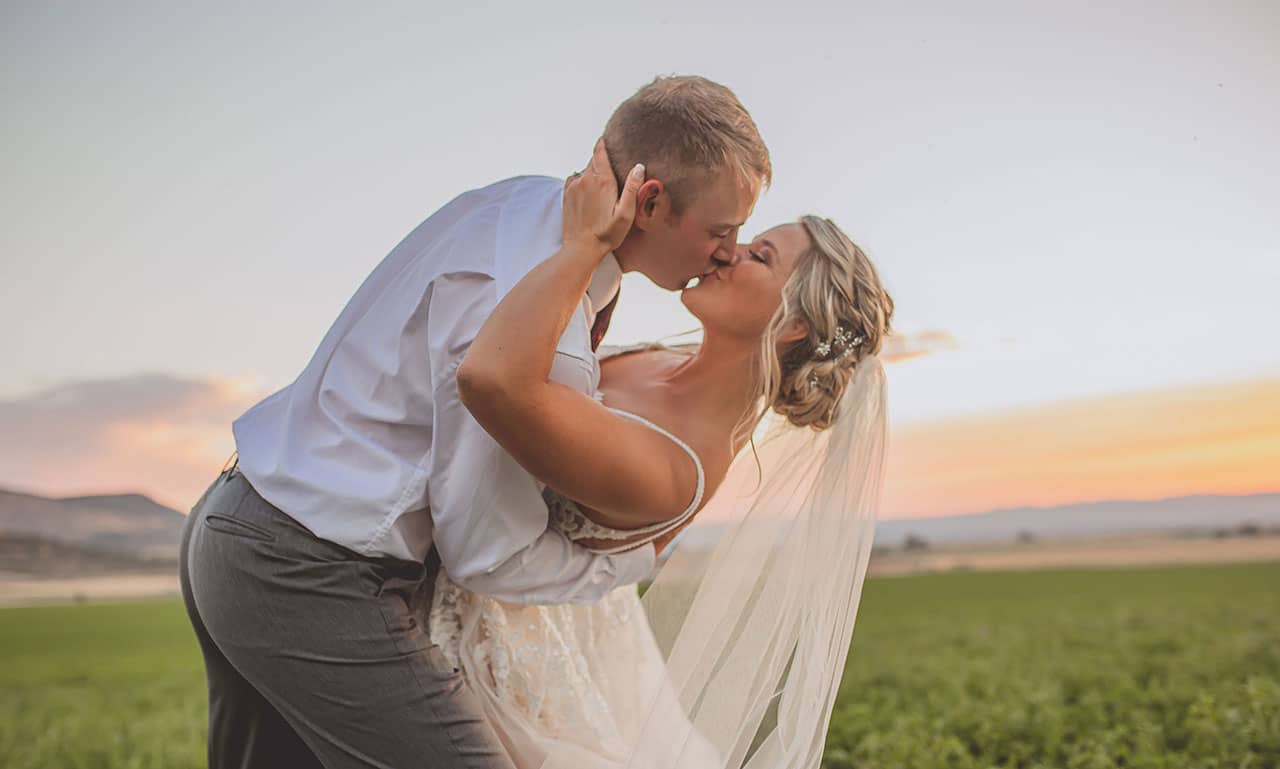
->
[631,179,665,231]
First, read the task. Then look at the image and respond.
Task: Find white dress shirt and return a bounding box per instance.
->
[231,175,655,604]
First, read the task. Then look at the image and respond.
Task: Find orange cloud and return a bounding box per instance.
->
[880,330,959,363]
[882,377,1280,518]
[0,375,264,510]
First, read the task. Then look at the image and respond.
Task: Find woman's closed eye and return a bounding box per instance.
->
[749,249,768,264]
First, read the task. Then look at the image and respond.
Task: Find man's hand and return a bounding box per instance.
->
[563,139,644,256]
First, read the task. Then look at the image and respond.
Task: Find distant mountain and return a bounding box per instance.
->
[0,487,186,560]
[0,532,176,577]
[875,493,1280,547]
[676,493,1280,551]
[4,486,1277,567]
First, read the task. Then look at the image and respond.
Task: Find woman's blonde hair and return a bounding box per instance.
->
[737,216,894,440]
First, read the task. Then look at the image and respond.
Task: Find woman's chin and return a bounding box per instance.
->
[680,286,716,324]
[678,285,702,314]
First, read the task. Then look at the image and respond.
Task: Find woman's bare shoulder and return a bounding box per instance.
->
[598,340,697,358]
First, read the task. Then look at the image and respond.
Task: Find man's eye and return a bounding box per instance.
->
[712,231,731,239]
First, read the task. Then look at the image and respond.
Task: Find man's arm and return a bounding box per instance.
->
[426,272,655,605]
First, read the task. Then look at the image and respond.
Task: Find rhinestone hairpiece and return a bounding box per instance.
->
[814,325,864,361]
[808,324,865,387]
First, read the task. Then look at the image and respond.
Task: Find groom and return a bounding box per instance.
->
[179,75,770,769]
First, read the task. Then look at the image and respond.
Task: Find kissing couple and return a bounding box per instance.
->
[180,75,894,769]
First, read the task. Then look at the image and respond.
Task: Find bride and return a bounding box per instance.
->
[427,145,894,769]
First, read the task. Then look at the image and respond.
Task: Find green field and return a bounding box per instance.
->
[2,562,1277,768]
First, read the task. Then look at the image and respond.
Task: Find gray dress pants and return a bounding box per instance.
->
[179,467,516,769]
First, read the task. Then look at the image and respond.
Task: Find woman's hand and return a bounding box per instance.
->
[563,139,645,258]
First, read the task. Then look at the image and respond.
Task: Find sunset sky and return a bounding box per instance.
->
[2,2,1277,516]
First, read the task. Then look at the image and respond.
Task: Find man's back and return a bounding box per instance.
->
[231,175,582,562]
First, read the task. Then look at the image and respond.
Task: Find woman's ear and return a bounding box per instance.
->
[778,318,809,346]
[632,179,665,231]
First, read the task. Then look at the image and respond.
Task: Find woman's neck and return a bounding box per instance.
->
[659,331,762,446]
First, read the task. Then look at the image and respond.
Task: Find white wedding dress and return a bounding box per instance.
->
[425,344,720,769]
[424,345,890,769]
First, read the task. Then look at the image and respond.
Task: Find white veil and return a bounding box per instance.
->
[622,355,889,769]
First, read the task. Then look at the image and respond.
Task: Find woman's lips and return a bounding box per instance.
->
[684,269,721,290]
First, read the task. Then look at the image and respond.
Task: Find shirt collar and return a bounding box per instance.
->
[585,252,623,316]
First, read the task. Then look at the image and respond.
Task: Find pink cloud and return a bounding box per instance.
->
[0,374,264,509]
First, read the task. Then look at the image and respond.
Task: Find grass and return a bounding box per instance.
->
[1,561,1277,768]
[829,562,1280,769]
[0,600,206,768]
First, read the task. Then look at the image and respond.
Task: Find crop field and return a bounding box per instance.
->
[2,561,1277,768]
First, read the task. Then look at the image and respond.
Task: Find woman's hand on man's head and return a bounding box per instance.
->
[563,139,645,257]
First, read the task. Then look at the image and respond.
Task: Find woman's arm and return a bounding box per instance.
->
[427,273,656,603]
[456,142,699,529]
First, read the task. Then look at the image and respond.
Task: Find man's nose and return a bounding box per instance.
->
[713,234,742,267]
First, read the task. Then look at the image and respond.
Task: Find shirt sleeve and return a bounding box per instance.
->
[425,271,656,605]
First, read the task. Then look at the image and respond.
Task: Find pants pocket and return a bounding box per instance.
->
[204,513,276,543]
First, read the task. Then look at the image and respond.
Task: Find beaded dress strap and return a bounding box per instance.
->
[574,408,705,555]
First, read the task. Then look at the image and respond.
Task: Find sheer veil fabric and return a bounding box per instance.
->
[613,355,889,769]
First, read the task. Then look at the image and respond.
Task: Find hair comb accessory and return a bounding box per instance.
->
[814,324,865,361]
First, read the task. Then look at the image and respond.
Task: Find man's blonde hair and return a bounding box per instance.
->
[603,75,772,215]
